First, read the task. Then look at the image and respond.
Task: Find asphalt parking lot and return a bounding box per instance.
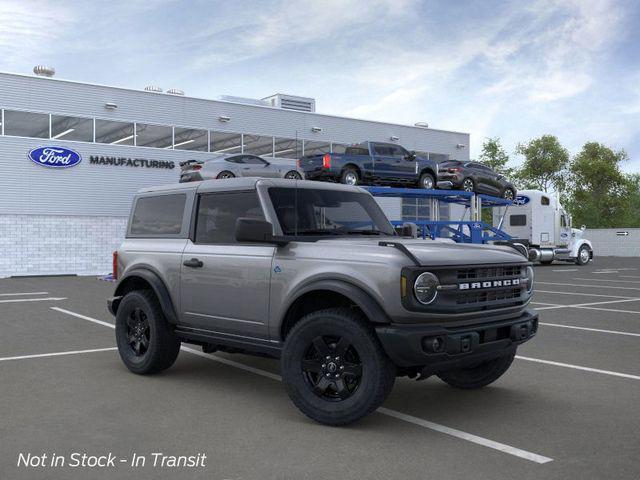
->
[1,257,639,480]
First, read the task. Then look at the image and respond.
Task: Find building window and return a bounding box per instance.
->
[195,191,264,244]
[130,194,186,236]
[173,127,208,151]
[303,140,331,156]
[51,115,93,142]
[273,137,302,158]
[243,135,274,156]
[429,153,450,163]
[210,131,242,154]
[3,110,49,138]
[135,123,172,149]
[95,119,135,145]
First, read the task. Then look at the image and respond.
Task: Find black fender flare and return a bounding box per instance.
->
[283,279,391,326]
[113,268,178,324]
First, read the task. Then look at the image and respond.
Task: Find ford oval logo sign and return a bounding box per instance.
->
[514,195,530,206]
[28,146,82,168]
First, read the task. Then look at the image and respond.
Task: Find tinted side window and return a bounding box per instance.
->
[541,196,550,206]
[226,156,243,164]
[195,192,264,244]
[130,194,186,235]
[242,155,267,165]
[510,215,527,226]
[345,147,369,156]
[373,145,392,155]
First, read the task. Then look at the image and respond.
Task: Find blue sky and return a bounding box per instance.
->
[1,0,639,171]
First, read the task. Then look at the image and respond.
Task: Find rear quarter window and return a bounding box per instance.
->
[130,194,186,236]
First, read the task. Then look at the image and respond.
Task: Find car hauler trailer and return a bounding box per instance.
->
[493,190,593,265]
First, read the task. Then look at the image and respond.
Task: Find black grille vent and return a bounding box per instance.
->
[457,265,522,280]
[456,288,522,305]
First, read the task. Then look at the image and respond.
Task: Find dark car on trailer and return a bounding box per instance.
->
[437,160,517,199]
[297,141,439,189]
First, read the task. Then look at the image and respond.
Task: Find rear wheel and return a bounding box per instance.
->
[281,308,395,426]
[503,187,515,200]
[216,171,235,179]
[340,168,359,186]
[576,245,591,265]
[418,172,435,189]
[115,290,180,375]
[437,350,515,389]
[462,178,475,192]
[284,170,302,180]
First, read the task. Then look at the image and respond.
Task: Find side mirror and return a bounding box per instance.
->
[581,225,586,231]
[235,218,286,244]
[395,222,418,238]
[404,151,416,161]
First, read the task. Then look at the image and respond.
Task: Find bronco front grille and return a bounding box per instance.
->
[457,265,523,281]
[456,287,522,305]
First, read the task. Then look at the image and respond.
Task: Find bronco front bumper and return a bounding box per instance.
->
[375,309,538,371]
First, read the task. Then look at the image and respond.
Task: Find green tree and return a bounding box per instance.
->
[478,137,514,177]
[514,135,569,192]
[566,142,635,228]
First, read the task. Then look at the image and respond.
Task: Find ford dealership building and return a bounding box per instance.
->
[0,70,470,277]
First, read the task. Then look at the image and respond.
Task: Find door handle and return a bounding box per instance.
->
[183,258,203,268]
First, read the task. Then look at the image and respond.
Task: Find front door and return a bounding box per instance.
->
[239,155,279,178]
[180,190,274,339]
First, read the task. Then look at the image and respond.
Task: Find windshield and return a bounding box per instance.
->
[268,187,395,236]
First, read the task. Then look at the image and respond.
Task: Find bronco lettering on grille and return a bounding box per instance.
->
[459,279,520,290]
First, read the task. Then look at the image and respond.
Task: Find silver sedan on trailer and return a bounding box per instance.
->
[179,154,304,183]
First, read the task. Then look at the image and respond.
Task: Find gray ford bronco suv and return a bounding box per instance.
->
[108,178,537,425]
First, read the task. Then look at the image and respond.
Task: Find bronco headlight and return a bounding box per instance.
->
[525,266,534,294]
[414,272,439,305]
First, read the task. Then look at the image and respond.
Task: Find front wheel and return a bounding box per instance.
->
[437,350,515,389]
[216,171,235,179]
[281,308,396,426]
[115,290,181,375]
[576,245,591,265]
[461,178,475,192]
[418,172,435,189]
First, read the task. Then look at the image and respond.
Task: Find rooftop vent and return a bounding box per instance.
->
[144,85,163,93]
[167,88,185,96]
[262,94,316,113]
[33,65,55,77]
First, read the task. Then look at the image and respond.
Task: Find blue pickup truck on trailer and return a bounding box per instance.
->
[298,141,439,189]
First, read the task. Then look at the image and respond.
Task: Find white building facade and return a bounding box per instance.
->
[0,71,470,277]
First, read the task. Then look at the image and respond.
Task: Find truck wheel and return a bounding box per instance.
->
[418,172,435,189]
[217,171,235,179]
[503,188,515,200]
[115,290,181,375]
[576,245,591,265]
[281,308,396,426]
[340,168,359,186]
[437,350,515,389]
[462,178,475,192]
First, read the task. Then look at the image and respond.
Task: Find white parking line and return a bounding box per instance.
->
[573,277,640,284]
[621,275,640,279]
[0,347,116,362]
[574,305,640,315]
[0,292,49,296]
[48,307,553,464]
[539,322,640,337]
[551,269,578,272]
[535,290,637,299]
[533,298,640,311]
[0,297,67,304]
[537,282,640,291]
[516,356,640,381]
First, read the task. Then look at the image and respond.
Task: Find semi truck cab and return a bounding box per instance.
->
[495,189,593,265]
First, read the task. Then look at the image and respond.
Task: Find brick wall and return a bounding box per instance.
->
[0,215,127,278]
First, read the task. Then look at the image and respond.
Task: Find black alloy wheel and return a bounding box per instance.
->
[302,335,363,401]
[127,307,150,356]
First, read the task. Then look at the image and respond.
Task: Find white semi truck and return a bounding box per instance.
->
[494,189,593,265]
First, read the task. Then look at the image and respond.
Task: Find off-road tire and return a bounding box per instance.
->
[437,350,516,389]
[115,290,181,375]
[340,168,359,186]
[419,172,435,189]
[281,308,396,426]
